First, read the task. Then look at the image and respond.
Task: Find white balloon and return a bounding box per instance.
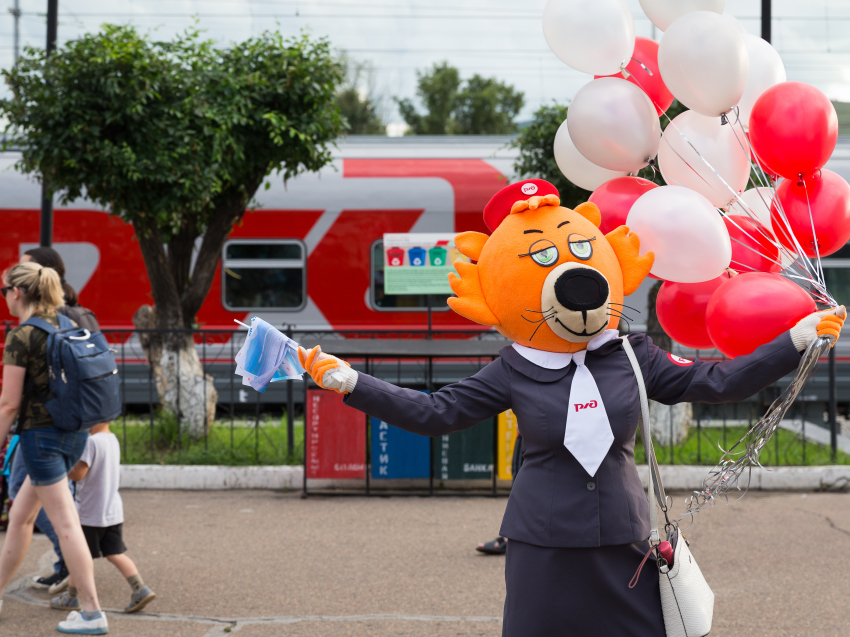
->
[658,110,751,208]
[543,0,635,75]
[567,78,661,172]
[736,35,786,129]
[721,12,746,34]
[553,119,629,191]
[658,11,749,117]
[638,0,725,32]
[731,187,775,229]
[627,186,732,282]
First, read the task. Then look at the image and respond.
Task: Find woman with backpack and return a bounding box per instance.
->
[0,262,108,634]
[6,247,101,596]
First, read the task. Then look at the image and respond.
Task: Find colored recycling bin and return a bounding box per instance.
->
[433,419,494,480]
[429,246,447,266]
[386,247,405,266]
[407,247,426,267]
[371,417,430,479]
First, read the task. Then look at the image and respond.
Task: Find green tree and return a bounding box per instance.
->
[454,75,524,135]
[396,62,524,135]
[336,57,385,135]
[511,103,590,209]
[396,62,460,134]
[1,25,346,435]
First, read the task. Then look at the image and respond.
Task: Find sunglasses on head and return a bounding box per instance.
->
[1,286,13,298]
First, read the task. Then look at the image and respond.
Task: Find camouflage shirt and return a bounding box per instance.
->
[3,312,66,430]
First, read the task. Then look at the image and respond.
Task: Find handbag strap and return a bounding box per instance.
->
[621,336,670,544]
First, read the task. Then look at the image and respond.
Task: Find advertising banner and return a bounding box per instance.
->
[382,233,469,295]
[433,419,494,480]
[371,417,431,479]
[305,390,366,479]
[497,410,519,480]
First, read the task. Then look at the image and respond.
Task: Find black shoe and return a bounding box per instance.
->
[476,536,508,555]
[32,565,69,590]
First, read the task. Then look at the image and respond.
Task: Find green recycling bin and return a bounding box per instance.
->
[433,418,494,480]
[429,246,448,266]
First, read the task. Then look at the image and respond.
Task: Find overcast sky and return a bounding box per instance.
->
[2,0,849,127]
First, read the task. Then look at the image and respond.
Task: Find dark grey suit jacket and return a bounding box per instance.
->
[344,332,802,548]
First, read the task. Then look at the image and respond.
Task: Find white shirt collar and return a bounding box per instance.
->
[511,329,620,370]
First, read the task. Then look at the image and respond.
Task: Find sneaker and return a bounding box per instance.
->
[51,592,82,611]
[49,572,71,595]
[33,565,69,591]
[124,586,156,614]
[57,610,109,635]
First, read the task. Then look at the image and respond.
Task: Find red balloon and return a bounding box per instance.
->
[723,214,780,273]
[770,169,850,257]
[656,274,733,349]
[595,37,674,116]
[748,82,839,181]
[706,272,816,358]
[590,176,659,235]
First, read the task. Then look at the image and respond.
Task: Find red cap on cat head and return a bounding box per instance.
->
[483,179,560,233]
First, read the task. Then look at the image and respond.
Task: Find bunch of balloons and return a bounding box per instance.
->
[544,0,849,358]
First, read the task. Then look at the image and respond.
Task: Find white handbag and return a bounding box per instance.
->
[621,337,715,637]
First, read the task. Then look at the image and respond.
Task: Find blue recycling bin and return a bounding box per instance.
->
[407,247,426,267]
[371,416,430,479]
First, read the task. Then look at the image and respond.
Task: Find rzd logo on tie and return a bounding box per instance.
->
[574,400,598,412]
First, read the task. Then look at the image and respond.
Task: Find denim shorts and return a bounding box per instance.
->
[18,428,89,487]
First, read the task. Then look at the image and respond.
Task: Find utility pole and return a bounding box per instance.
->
[761,0,771,43]
[8,0,20,61]
[40,0,58,247]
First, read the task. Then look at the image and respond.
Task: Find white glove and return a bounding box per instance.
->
[298,346,358,394]
[789,306,846,352]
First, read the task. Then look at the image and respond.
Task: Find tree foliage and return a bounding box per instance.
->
[511,103,590,209]
[1,25,346,330]
[396,62,524,135]
[336,57,385,135]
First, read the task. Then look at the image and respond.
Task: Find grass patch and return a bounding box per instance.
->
[115,412,304,466]
[635,424,850,467]
[113,414,849,467]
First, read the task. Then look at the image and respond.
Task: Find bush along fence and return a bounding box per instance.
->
[1,324,848,478]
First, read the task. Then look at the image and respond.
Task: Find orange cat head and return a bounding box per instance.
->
[448,180,655,353]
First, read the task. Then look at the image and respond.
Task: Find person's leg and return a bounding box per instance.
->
[0,478,42,594]
[7,446,28,501]
[35,507,64,567]
[35,481,100,613]
[104,527,156,613]
[106,553,137,578]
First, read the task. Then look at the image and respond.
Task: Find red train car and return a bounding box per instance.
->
[1,136,517,331]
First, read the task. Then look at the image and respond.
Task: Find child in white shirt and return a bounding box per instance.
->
[51,422,156,614]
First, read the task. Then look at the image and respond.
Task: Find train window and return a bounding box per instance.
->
[370,240,450,311]
[222,240,306,311]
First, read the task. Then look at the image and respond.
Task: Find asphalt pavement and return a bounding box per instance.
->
[1,488,849,636]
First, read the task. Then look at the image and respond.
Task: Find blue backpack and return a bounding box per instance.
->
[22,313,122,431]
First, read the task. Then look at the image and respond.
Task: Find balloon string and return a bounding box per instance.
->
[626,72,835,306]
[730,121,835,303]
[802,178,827,290]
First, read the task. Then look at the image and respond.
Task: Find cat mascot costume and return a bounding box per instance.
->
[298,179,844,637]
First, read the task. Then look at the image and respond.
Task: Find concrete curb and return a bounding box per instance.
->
[120,465,302,490]
[119,464,850,492]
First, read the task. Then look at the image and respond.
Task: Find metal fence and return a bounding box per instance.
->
[2,322,848,469]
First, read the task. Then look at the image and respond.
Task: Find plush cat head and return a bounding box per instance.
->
[448,180,655,354]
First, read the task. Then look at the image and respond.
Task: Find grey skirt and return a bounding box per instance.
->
[503,539,666,637]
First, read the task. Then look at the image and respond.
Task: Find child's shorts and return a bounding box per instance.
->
[82,524,126,558]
